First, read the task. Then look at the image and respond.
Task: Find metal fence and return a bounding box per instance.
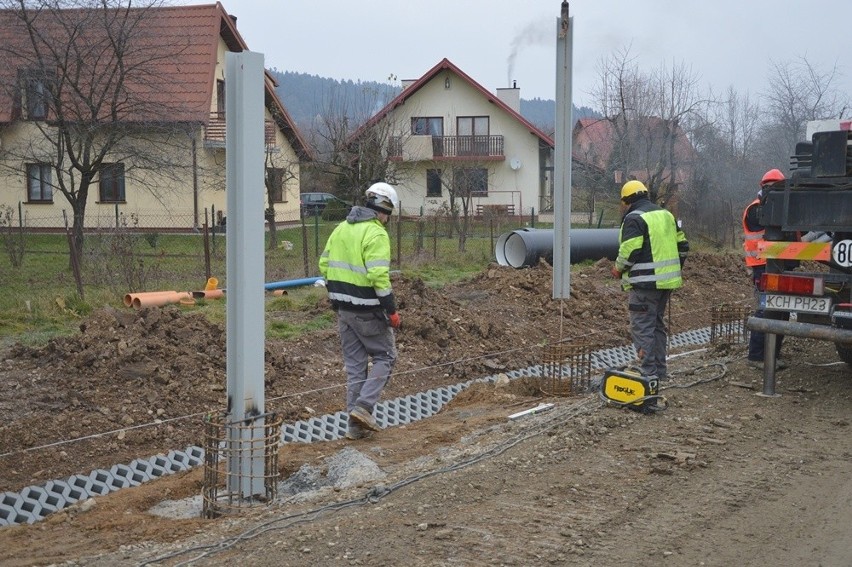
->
[0,207,557,290]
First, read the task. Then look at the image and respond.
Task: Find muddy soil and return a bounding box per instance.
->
[0,251,850,566]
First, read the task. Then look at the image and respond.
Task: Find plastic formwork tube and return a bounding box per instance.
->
[191,289,225,300]
[123,290,180,307]
[496,228,620,268]
[131,291,192,309]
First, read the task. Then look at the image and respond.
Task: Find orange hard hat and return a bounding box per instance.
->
[760,168,785,187]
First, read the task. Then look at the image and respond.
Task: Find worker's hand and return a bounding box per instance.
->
[610,266,622,279]
[388,312,401,329]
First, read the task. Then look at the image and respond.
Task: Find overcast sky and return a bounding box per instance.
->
[182,0,851,108]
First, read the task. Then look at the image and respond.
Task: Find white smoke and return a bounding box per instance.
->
[507,18,552,88]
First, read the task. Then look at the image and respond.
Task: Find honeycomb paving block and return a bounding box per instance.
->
[2,325,718,528]
[110,464,145,487]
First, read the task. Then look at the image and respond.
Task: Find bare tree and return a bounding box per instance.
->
[590,47,706,205]
[684,87,763,246]
[263,148,297,250]
[0,0,193,259]
[308,83,409,204]
[759,56,850,165]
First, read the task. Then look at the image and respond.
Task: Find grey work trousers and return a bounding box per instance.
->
[337,309,397,413]
[628,288,672,379]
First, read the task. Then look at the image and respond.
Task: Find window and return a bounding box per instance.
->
[26,164,53,202]
[426,169,442,197]
[454,168,488,197]
[266,168,285,202]
[24,75,50,120]
[216,79,225,116]
[99,163,125,202]
[457,116,489,136]
[411,117,443,136]
[457,116,490,155]
[412,117,444,157]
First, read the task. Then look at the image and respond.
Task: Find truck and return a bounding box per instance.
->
[748,119,852,384]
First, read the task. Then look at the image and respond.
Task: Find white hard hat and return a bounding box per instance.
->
[365,182,398,214]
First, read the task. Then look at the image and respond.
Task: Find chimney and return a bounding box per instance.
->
[401,79,416,90]
[229,14,237,26]
[495,83,520,113]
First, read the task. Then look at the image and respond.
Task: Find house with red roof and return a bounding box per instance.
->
[572,116,695,201]
[0,2,311,230]
[349,58,595,218]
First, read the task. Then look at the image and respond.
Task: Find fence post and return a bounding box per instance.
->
[18,201,23,229]
[396,210,402,269]
[203,208,211,281]
[490,218,494,259]
[531,207,536,229]
[432,216,438,260]
[301,216,310,277]
[115,203,119,228]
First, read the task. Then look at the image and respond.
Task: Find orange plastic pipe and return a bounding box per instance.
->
[131,291,192,309]
[123,290,180,307]
[191,289,224,300]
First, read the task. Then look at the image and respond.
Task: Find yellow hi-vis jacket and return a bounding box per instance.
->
[319,206,397,314]
[615,198,689,291]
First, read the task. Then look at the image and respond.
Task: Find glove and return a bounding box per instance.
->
[610,266,622,279]
[388,312,401,329]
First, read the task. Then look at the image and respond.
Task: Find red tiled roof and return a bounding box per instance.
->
[0,2,311,159]
[573,117,694,176]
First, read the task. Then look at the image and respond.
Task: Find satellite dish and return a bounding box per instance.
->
[509,158,522,170]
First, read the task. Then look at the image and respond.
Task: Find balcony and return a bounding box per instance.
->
[204,113,278,149]
[389,135,504,162]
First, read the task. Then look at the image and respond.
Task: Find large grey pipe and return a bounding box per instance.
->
[496,228,620,268]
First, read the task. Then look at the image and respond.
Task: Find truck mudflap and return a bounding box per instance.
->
[747,316,852,344]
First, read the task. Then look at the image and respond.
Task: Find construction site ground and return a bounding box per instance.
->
[1,251,850,566]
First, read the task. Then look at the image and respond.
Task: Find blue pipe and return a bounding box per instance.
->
[264,276,323,291]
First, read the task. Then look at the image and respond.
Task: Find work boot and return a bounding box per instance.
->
[349,406,380,431]
[345,422,371,440]
[747,359,788,371]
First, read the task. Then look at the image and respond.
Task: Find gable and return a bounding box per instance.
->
[350,58,554,148]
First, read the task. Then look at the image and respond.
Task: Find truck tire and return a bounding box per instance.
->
[835,342,852,366]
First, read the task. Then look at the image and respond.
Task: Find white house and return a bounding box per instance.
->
[349,58,593,218]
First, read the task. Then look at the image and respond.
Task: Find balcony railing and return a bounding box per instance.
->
[389,134,504,161]
[204,113,278,149]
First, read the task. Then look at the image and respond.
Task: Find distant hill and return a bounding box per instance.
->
[269,69,600,135]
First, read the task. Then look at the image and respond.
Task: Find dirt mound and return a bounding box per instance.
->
[0,250,751,493]
[3,249,852,566]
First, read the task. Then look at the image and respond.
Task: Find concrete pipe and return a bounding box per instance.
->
[496,228,620,268]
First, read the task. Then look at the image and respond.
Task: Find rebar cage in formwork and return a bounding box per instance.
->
[710,304,751,346]
[539,341,594,396]
[201,411,282,519]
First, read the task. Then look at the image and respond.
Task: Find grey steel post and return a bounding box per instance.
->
[552,1,573,299]
[759,332,780,397]
[225,51,266,497]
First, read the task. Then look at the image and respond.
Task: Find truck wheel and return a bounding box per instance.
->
[835,342,852,366]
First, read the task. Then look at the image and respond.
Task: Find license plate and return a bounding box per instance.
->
[760,293,831,314]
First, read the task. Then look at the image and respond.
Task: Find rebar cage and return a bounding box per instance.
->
[540,341,593,396]
[710,304,751,346]
[201,411,282,519]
